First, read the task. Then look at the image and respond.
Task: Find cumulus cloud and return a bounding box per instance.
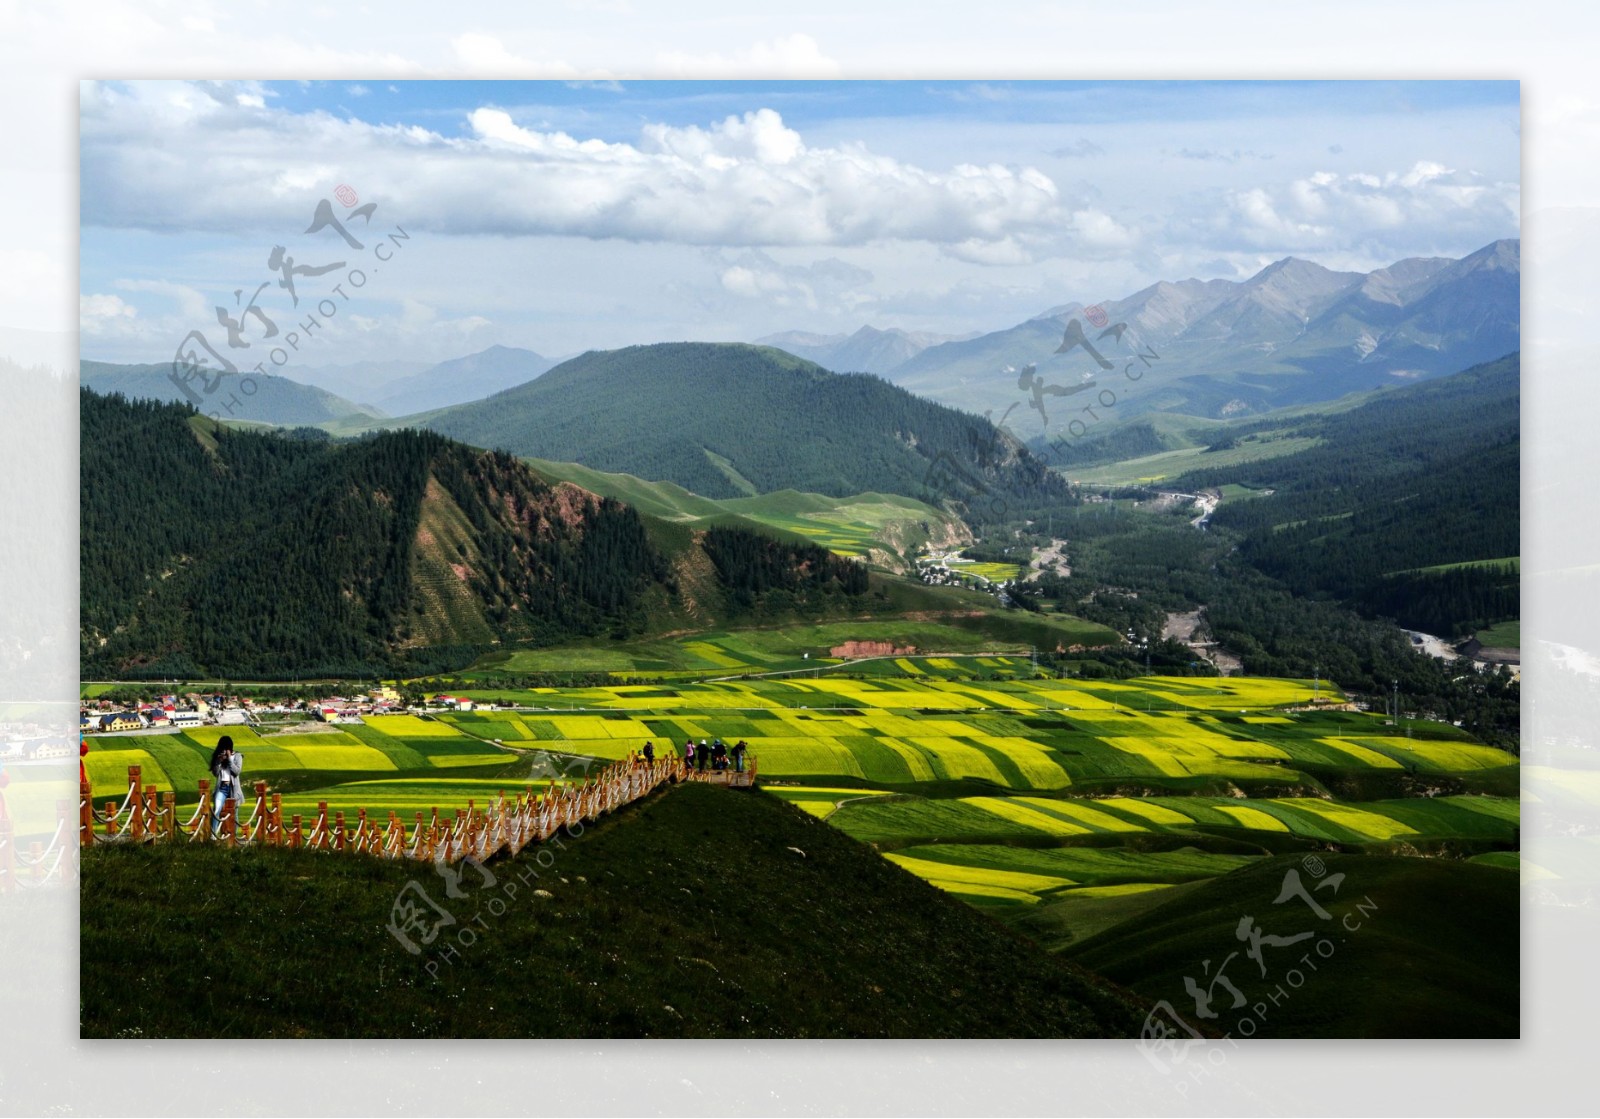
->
[1197,160,1519,254]
[113,278,211,321]
[81,83,1067,252]
[79,293,138,334]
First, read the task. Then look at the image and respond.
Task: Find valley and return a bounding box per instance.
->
[76,239,1520,1042]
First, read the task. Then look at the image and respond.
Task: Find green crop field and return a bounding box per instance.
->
[1396,556,1519,577]
[464,613,1120,681]
[1064,434,1322,486]
[942,561,1023,583]
[829,791,1518,849]
[82,718,522,808]
[520,460,963,570]
[276,777,554,822]
[725,492,950,560]
[761,785,893,818]
[1475,620,1521,649]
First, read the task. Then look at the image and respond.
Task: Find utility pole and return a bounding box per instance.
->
[1391,679,1399,729]
[1313,666,1319,707]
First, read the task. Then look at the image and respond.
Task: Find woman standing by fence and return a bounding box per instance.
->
[209,736,243,830]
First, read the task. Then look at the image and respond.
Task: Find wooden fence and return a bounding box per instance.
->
[0,799,77,892]
[76,752,757,865]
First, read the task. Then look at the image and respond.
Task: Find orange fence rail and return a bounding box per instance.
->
[76,751,756,865]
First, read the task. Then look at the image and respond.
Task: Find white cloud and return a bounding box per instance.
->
[112,278,211,322]
[79,293,137,334]
[656,33,841,78]
[1068,209,1136,250]
[1206,160,1519,254]
[944,237,1032,266]
[81,84,1066,252]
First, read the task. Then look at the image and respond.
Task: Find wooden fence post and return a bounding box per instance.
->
[79,781,95,848]
[251,782,268,842]
[129,766,145,841]
[224,798,238,848]
[163,792,176,841]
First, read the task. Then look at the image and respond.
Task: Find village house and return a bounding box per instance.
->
[98,711,144,732]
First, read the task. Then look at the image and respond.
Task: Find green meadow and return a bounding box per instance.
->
[463,615,1117,680]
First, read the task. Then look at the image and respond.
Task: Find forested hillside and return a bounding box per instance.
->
[1174,353,1519,636]
[81,390,676,677]
[82,390,902,679]
[701,525,869,613]
[412,342,1066,508]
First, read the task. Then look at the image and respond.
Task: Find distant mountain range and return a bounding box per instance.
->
[83,240,1517,497]
[883,239,1519,421]
[79,361,384,427]
[755,326,978,376]
[358,345,556,415]
[277,344,557,415]
[81,344,558,427]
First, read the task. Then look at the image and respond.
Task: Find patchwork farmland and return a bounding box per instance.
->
[82,671,1518,951]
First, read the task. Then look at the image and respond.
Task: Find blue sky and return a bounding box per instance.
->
[80,79,1521,369]
[268,79,1519,134]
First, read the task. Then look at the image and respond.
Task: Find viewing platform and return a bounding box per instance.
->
[682,765,758,789]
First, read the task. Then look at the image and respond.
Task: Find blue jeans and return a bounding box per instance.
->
[213,783,237,831]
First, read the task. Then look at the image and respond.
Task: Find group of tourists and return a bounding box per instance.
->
[638,737,747,774]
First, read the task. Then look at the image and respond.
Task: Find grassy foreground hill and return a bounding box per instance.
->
[1062,853,1518,1038]
[80,783,1147,1039]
